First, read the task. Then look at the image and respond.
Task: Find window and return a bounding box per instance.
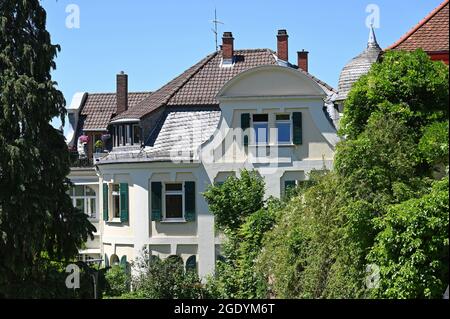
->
[276,114,291,144]
[253,114,268,145]
[126,125,132,145]
[112,184,121,219]
[133,124,141,145]
[164,183,183,219]
[69,185,97,219]
[118,126,123,146]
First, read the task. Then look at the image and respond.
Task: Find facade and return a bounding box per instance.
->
[387,0,449,65]
[66,30,339,277]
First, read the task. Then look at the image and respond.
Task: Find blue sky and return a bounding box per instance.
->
[43,0,443,130]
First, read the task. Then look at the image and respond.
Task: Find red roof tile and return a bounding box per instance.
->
[113,49,335,121]
[80,92,152,131]
[388,0,449,52]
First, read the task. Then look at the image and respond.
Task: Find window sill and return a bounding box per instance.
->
[247,143,295,147]
[160,218,187,223]
[106,218,122,224]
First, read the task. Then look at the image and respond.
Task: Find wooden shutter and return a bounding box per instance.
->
[103,183,109,221]
[151,182,162,221]
[120,255,127,270]
[104,254,109,268]
[293,112,303,145]
[241,113,250,146]
[184,181,196,222]
[120,183,129,222]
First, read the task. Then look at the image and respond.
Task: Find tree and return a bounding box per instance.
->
[369,177,449,299]
[203,169,265,232]
[0,0,95,297]
[340,49,448,140]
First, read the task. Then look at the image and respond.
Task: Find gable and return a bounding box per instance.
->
[217,65,326,100]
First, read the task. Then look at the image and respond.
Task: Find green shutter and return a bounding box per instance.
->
[241,113,250,146]
[293,112,303,145]
[120,183,129,222]
[120,255,127,270]
[185,181,196,222]
[104,254,109,268]
[103,183,109,221]
[151,182,162,221]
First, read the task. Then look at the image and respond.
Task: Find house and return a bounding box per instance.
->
[67,30,339,277]
[387,0,449,65]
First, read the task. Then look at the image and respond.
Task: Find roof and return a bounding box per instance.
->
[101,107,221,163]
[336,27,382,101]
[387,0,449,52]
[80,92,152,131]
[113,49,336,120]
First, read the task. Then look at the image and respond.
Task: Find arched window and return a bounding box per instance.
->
[185,255,197,272]
[110,254,120,266]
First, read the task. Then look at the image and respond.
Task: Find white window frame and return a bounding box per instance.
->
[70,185,97,220]
[163,182,185,221]
[111,183,121,220]
[252,114,269,146]
[275,113,292,144]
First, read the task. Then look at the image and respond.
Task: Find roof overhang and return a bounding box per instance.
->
[109,118,140,125]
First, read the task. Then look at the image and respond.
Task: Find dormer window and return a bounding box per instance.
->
[112,123,142,147]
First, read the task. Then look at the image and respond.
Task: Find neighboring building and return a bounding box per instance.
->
[335,26,382,112]
[67,91,152,262]
[387,0,449,65]
[67,30,339,276]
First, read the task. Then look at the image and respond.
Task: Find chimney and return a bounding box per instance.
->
[277,29,289,62]
[297,50,309,72]
[116,71,128,114]
[222,32,234,63]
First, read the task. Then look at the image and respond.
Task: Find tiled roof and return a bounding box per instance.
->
[388,0,449,52]
[336,28,382,101]
[101,107,221,163]
[80,92,152,130]
[113,49,335,120]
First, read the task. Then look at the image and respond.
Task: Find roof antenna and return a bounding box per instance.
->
[211,7,224,51]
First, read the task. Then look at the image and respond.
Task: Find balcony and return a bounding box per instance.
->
[69,150,94,167]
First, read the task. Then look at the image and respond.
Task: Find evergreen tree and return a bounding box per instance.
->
[0,0,95,297]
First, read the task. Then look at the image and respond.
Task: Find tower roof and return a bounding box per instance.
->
[336,26,382,102]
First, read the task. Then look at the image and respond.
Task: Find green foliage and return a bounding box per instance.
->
[203,169,265,232]
[418,121,449,167]
[0,0,95,297]
[340,49,449,139]
[104,266,131,297]
[208,202,277,298]
[368,177,449,298]
[128,250,204,299]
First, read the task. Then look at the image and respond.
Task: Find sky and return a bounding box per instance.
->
[42,0,444,131]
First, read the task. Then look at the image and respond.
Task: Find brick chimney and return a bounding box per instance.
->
[277,29,289,62]
[116,71,128,114]
[297,50,309,72]
[222,32,234,63]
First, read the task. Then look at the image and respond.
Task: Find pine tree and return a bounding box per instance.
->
[0,0,95,297]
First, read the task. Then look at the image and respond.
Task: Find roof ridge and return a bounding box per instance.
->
[87,91,152,96]
[387,0,449,50]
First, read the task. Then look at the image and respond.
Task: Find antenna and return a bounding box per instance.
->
[211,8,224,51]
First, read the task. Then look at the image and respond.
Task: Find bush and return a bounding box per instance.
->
[104,266,130,297]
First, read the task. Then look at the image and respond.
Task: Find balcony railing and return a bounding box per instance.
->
[69,150,94,167]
